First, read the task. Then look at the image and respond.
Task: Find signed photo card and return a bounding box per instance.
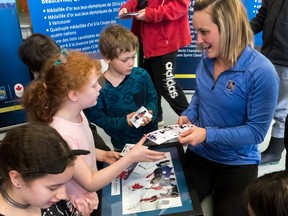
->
[130,106,153,128]
[146,124,193,144]
[122,152,182,214]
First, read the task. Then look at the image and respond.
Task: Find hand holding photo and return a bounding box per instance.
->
[130,106,153,128]
[120,144,148,157]
[117,11,139,19]
[147,124,193,144]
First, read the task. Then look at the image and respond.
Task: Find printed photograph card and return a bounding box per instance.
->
[117,11,139,19]
[122,152,182,214]
[146,124,193,145]
[130,106,153,128]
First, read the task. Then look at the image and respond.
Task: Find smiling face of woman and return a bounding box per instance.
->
[193,7,221,59]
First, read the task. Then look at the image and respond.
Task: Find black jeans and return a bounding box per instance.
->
[186,150,258,216]
[138,43,189,119]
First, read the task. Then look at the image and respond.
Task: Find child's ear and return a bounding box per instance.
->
[9,170,24,188]
[68,89,79,101]
[102,56,111,64]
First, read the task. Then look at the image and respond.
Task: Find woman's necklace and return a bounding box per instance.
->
[0,187,30,209]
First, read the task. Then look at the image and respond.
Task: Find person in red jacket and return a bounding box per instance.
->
[119,0,192,126]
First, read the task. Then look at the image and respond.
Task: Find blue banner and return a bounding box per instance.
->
[175,0,199,90]
[0,1,31,130]
[28,0,263,91]
[28,0,131,54]
[242,0,262,47]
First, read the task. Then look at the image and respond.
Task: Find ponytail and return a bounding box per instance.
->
[22,80,54,123]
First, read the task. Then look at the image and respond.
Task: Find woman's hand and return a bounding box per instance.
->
[177,115,192,125]
[178,125,207,146]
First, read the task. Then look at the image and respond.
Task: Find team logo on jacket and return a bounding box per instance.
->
[226,80,235,92]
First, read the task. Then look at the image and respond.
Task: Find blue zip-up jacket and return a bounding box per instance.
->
[182,46,279,165]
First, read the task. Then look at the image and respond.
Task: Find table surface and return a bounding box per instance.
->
[98,142,203,216]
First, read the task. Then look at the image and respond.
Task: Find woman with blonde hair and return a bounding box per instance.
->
[177,0,279,215]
